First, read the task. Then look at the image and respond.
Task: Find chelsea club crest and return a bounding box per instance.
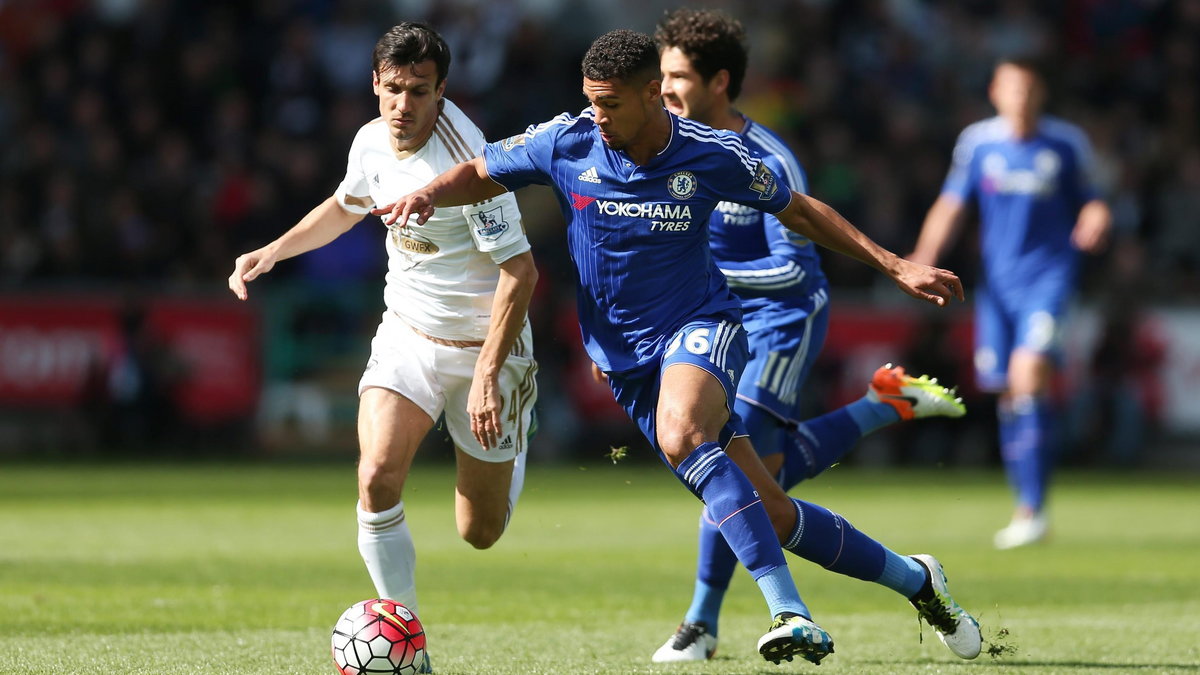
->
[667,171,698,200]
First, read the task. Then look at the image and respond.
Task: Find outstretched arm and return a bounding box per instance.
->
[468,250,539,449]
[775,191,964,306]
[371,157,507,227]
[227,195,362,300]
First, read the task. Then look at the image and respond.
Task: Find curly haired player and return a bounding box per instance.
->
[374,29,970,666]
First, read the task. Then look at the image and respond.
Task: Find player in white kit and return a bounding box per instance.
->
[227,24,537,665]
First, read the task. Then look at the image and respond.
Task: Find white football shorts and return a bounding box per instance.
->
[358,311,538,462]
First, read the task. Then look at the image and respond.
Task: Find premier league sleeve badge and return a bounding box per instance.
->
[471,206,510,241]
[748,161,779,200]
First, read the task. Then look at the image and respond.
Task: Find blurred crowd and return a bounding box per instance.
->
[1,0,1196,458]
[3,0,1198,293]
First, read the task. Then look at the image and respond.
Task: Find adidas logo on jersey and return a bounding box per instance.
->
[497,435,514,451]
[578,167,602,183]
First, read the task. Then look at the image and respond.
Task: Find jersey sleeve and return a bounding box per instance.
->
[463,191,531,265]
[334,127,375,215]
[714,139,794,215]
[941,128,978,201]
[717,155,812,294]
[482,115,565,192]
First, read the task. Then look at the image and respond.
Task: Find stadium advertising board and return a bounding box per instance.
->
[0,294,259,425]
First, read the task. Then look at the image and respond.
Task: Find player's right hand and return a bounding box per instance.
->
[371,191,435,227]
[891,257,964,307]
[228,248,277,301]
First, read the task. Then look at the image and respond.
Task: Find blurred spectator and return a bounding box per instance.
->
[1066,239,1166,466]
[1152,149,1200,295]
[85,298,187,452]
[2,1,1190,293]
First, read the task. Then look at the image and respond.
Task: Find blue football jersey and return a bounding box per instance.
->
[709,117,827,334]
[483,108,793,373]
[942,115,1099,288]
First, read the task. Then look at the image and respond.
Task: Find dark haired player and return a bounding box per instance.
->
[229,25,540,672]
[375,29,968,666]
[649,8,979,663]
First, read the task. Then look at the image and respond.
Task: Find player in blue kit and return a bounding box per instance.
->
[911,57,1111,549]
[648,8,976,663]
[374,29,975,665]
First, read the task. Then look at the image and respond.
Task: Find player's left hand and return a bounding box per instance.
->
[371,190,435,228]
[891,257,964,307]
[467,374,503,450]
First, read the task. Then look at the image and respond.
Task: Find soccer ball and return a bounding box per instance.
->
[331,598,428,674]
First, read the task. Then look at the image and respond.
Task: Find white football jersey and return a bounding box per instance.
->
[335,99,530,342]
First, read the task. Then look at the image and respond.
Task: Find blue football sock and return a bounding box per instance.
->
[879,551,930,598]
[757,567,811,620]
[683,509,736,634]
[783,498,882,581]
[997,399,1019,495]
[674,442,806,618]
[781,405,874,490]
[844,395,902,435]
[783,498,924,596]
[1000,395,1053,512]
[778,424,818,489]
[740,403,815,490]
[683,578,727,634]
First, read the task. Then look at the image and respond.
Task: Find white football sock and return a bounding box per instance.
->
[357,500,418,613]
[505,451,527,530]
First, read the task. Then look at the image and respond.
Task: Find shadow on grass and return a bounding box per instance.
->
[980,662,1200,671]
[845,659,1200,671]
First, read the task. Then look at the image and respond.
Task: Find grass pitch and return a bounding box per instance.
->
[1,460,1197,674]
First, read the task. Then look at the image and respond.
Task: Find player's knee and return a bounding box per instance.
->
[656,410,709,465]
[657,427,702,466]
[357,459,403,511]
[459,517,504,549]
[1008,349,1053,395]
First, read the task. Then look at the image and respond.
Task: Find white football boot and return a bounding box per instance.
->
[994,513,1048,549]
[909,554,982,659]
[651,621,717,662]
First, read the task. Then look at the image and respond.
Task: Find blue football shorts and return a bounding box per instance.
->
[735,304,829,458]
[737,305,829,423]
[974,279,1071,392]
[606,317,750,465]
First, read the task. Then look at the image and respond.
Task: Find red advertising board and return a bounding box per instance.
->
[143,297,261,425]
[0,294,259,425]
[0,297,123,404]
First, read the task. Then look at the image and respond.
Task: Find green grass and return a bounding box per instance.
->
[1,461,1198,674]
